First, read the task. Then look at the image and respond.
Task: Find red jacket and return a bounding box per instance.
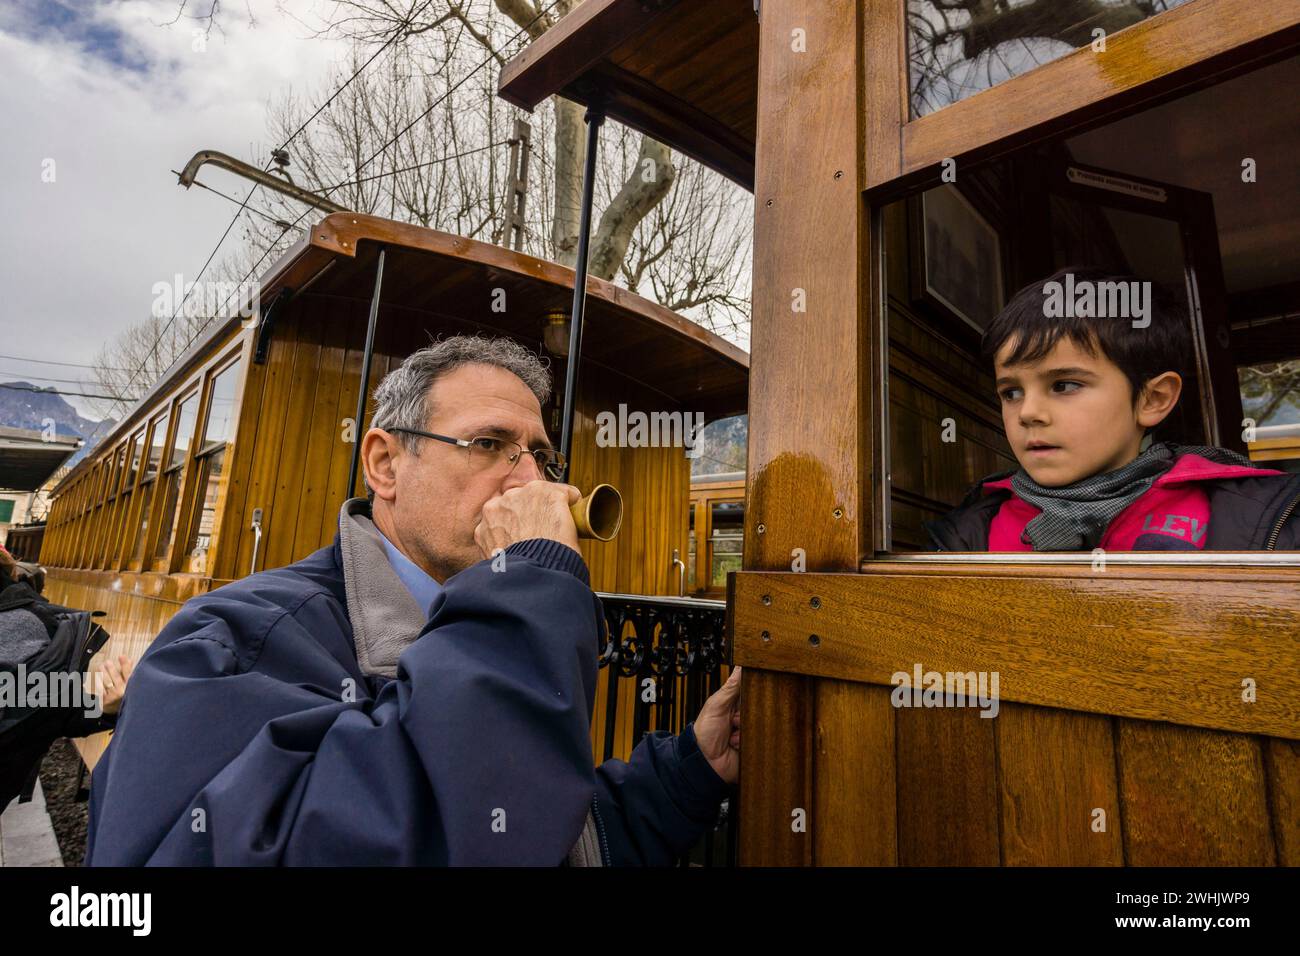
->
[925,452,1300,552]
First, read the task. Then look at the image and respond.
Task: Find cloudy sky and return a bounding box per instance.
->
[0,0,349,419]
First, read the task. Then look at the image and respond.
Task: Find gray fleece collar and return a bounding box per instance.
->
[338,497,429,678]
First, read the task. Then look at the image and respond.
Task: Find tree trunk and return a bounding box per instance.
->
[588,136,675,280]
[551,96,586,266]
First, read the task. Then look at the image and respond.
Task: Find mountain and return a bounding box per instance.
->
[691,413,747,477]
[0,381,117,467]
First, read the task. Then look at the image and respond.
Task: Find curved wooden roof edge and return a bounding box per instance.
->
[51,213,748,496]
[306,212,751,371]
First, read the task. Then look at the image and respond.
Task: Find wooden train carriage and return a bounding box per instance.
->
[39,212,747,771]
[502,0,1300,864]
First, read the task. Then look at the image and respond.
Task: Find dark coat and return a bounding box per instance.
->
[84,531,729,866]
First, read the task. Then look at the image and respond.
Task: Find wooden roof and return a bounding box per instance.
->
[498,0,758,189]
[299,213,750,419]
[55,213,748,494]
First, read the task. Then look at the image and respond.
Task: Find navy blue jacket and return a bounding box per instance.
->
[84,535,729,865]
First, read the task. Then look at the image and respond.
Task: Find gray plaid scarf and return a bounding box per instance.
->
[1011,442,1254,551]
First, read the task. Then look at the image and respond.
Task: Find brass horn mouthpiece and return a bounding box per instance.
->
[571,483,622,541]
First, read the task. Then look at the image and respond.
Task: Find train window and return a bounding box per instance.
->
[130,411,170,567]
[687,506,697,592]
[1240,359,1300,475]
[183,360,242,574]
[907,0,1194,119]
[708,501,744,589]
[95,443,128,567]
[886,51,1299,554]
[153,391,200,565]
[109,427,146,569]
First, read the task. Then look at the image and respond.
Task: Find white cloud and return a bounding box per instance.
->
[0,0,350,419]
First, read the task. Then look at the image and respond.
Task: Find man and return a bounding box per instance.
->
[85,335,741,865]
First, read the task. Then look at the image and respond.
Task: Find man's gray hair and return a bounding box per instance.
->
[370,335,552,453]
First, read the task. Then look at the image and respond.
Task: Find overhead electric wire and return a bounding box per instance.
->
[0,353,136,373]
[110,0,443,417]
[0,382,140,403]
[173,1,563,363]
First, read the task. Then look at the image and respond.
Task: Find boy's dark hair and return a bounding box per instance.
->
[981,266,1193,405]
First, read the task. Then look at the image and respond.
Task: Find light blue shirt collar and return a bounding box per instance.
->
[378,531,443,618]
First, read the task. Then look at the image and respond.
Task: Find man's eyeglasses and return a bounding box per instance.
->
[388,428,567,482]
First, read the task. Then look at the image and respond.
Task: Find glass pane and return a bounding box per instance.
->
[184,447,227,573]
[1240,359,1300,474]
[131,490,151,565]
[167,393,200,470]
[687,506,697,592]
[154,470,183,562]
[108,445,126,499]
[143,414,168,483]
[125,428,145,489]
[908,0,1195,118]
[1048,196,1207,446]
[689,414,747,479]
[709,500,744,588]
[199,361,241,453]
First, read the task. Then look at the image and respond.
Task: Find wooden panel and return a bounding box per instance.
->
[228,312,302,575]
[261,323,324,570]
[738,669,813,866]
[896,705,1001,865]
[995,703,1123,865]
[1117,720,1275,865]
[732,567,1300,739]
[290,305,349,560]
[1265,737,1300,865]
[813,679,896,865]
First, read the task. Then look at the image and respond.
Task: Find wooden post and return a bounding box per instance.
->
[738,0,877,865]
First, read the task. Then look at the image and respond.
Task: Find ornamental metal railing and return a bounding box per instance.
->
[594,592,735,867]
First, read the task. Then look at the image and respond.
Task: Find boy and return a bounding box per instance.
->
[925,267,1300,552]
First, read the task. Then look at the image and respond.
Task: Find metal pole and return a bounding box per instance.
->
[559,105,605,476]
[347,248,386,499]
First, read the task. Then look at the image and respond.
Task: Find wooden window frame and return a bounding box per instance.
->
[77,462,105,569]
[860,0,1300,557]
[91,442,126,569]
[107,427,146,571]
[148,387,202,574]
[689,478,747,597]
[864,0,1300,197]
[176,350,246,577]
[127,409,173,574]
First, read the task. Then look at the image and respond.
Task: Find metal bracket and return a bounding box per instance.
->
[253,286,294,365]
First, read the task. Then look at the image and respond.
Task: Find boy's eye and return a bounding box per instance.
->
[1053,380,1083,393]
[998,387,1022,402]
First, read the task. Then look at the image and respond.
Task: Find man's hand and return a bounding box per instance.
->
[693,666,741,785]
[98,654,134,715]
[474,481,582,559]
